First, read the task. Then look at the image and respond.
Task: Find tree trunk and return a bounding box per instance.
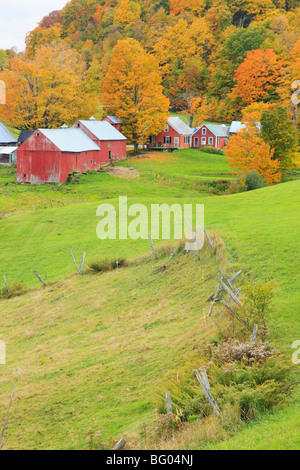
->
[134,142,139,155]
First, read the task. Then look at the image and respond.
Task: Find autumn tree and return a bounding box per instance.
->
[114,0,141,30]
[231,49,282,105]
[226,124,281,184]
[0,43,96,129]
[209,26,265,99]
[228,0,277,27]
[169,0,205,16]
[261,105,298,170]
[242,102,273,122]
[102,38,169,154]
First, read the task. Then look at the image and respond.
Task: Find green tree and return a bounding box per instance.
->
[261,105,299,171]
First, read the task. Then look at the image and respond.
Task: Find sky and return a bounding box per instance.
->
[0,0,67,51]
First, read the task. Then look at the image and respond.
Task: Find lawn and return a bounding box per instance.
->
[0,149,232,216]
[0,150,299,450]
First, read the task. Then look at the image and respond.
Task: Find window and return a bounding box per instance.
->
[194,137,199,148]
[208,137,213,146]
[164,136,171,144]
[164,125,169,132]
[184,136,190,144]
[202,127,206,135]
[174,137,179,147]
[201,137,206,145]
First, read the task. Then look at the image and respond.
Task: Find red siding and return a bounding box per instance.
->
[102,116,122,132]
[17,132,107,184]
[152,125,191,149]
[73,121,127,162]
[192,126,227,149]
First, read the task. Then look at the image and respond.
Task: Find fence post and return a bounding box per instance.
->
[69,249,80,274]
[3,276,9,295]
[202,225,214,250]
[113,438,127,450]
[194,369,220,416]
[218,278,243,307]
[251,324,258,343]
[166,391,173,414]
[200,368,210,391]
[33,271,46,286]
[149,233,157,260]
[80,252,86,275]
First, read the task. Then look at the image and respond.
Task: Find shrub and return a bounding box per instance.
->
[0,284,25,299]
[88,257,128,273]
[245,170,266,191]
[201,146,225,156]
[66,172,81,184]
[239,282,276,336]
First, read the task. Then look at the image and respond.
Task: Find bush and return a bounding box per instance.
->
[88,257,128,273]
[245,170,266,191]
[201,146,225,156]
[239,282,276,337]
[66,172,81,184]
[0,284,25,299]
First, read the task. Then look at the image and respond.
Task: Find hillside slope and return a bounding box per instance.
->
[0,178,299,449]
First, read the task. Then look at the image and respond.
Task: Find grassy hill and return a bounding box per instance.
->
[0,150,299,449]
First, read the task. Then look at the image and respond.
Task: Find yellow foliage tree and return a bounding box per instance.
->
[25,24,62,58]
[242,102,273,122]
[153,18,212,81]
[102,38,169,154]
[0,43,97,129]
[114,0,141,30]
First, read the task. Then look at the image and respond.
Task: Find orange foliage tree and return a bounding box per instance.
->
[170,0,205,16]
[102,38,169,154]
[231,49,282,105]
[226,124,281,184]
[0,43,96,129]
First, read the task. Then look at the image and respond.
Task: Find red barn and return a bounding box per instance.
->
[149,117,193,150]
[102,115,123,132]
[17,128,101,184]
[73,120,127,162]
[192,124,230,149]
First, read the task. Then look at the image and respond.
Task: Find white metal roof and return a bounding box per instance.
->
[77,120,127,141]
[0,123,17,144]
[39,128,100,152]
[167,117,194,136]
[230,121,261,134]
[106,115,123,124]
[230,121,246,133]
[0,146,18,153]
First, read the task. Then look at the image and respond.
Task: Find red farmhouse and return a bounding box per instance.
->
[192,124,230,149]
[73,119,127,162]
[102,115,123,132]
[17,128,101,184]
[149,117,193,150]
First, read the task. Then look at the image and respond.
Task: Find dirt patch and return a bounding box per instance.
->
[105,166,140,179]
[137,152,178,163]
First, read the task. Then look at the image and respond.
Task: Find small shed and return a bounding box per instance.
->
[18,130,35,144]
[73,119,127,163]
[102,116,123,132]
[0,146,18,165]
[17,128,100,184]
[0,123,17,147]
